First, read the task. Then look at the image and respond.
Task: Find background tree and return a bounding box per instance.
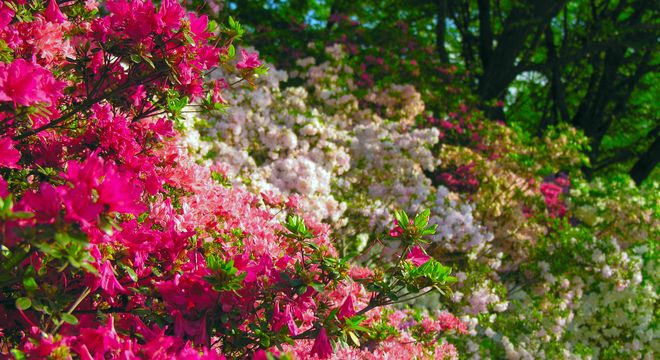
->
[209,0,659,184]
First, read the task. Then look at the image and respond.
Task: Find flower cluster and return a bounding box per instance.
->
[190,36,657,359]
[0,2,466,359]
[187,45,440,231]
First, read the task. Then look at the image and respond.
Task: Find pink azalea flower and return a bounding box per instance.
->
[0,2,15,28]
[0,60,40,106]
[75,316,121,357]
[188,12,211,41]
[84,0,99,12]
[0,137,20,168]
[261,191,283,207]
[129,84,147,106]
[540,182,562,199]
[389,219,403,237]
[20,183,61,223]
[97,168,146,215]
[437,312,468,334]
[149,117,175,139]
[155,0,185,32]
[337,295,356,320]
[406,246,431,266]
[211,79,228,104]
[310,328,333,359]
[20,328,62,358]
[252,350,268,360]
[236,49,262,70]
[98,260,127,297]
[0,176,8,197]
[272,302,299,336]
[285,194,301,210]
[44,0,67,23]
[0,60,65,107]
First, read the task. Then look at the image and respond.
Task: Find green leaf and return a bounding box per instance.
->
[122,264,139,283]
[183,32,196,46]
[10,349,26,360]
[310,282,325,292]
[61,313,79,325]
[23,277,38,292]
[228,44,236,58]
[140,53,155,69]
[348,331,360,346]
[11,211,34,219]
[54,231,88,245]
[394,210,409,231]
[80,262,99,275]
[15,297,31,310]
[207,20,218,33]
[414,208,430,228]
[2,195,13,213]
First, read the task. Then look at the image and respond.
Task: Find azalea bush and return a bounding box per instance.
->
[0,1,466,359]
[189,37,658,359]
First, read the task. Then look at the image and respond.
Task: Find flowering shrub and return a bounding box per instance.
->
[187,45,443,236]
[190,38,658,359]
[0,2,465,359]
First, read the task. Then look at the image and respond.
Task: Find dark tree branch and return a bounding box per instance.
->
[436,0,449,63]
[540,26,570,131]
[630,133,660,184]
[476,0,568,102]
[477,0,493,70]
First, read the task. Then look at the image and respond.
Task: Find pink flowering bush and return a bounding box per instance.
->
[0,1,465,359]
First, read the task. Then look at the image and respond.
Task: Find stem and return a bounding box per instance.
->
[50,287,91,334]
[13,68,168,141]
[389,289,434,305]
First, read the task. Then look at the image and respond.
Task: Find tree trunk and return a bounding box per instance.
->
[477,0,567,102]
[541,26,570,130]
[630,135,660,185]
[436,0,449,63]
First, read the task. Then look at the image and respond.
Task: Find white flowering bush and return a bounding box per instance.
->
[185,45,441,236]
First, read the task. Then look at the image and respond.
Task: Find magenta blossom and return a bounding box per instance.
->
[310,328,333,359]
[272,302,299,336]
[407,246,431,266]
[236,49,262,70]
[0,137,20,168]
[337,295,356,320]
[389,219,404,237]
[44,0,67,23]
[20,183,61,223]
[74,316,121,358]
[0,2,14,28]
[129,84,147,106]
[97,260,127,297]
[0,59,65,107]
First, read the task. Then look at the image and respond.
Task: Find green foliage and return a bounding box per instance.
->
[205,255,246,292]
[393,209,438,246]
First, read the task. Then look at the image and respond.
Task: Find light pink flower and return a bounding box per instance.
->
[236,49,262,70]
